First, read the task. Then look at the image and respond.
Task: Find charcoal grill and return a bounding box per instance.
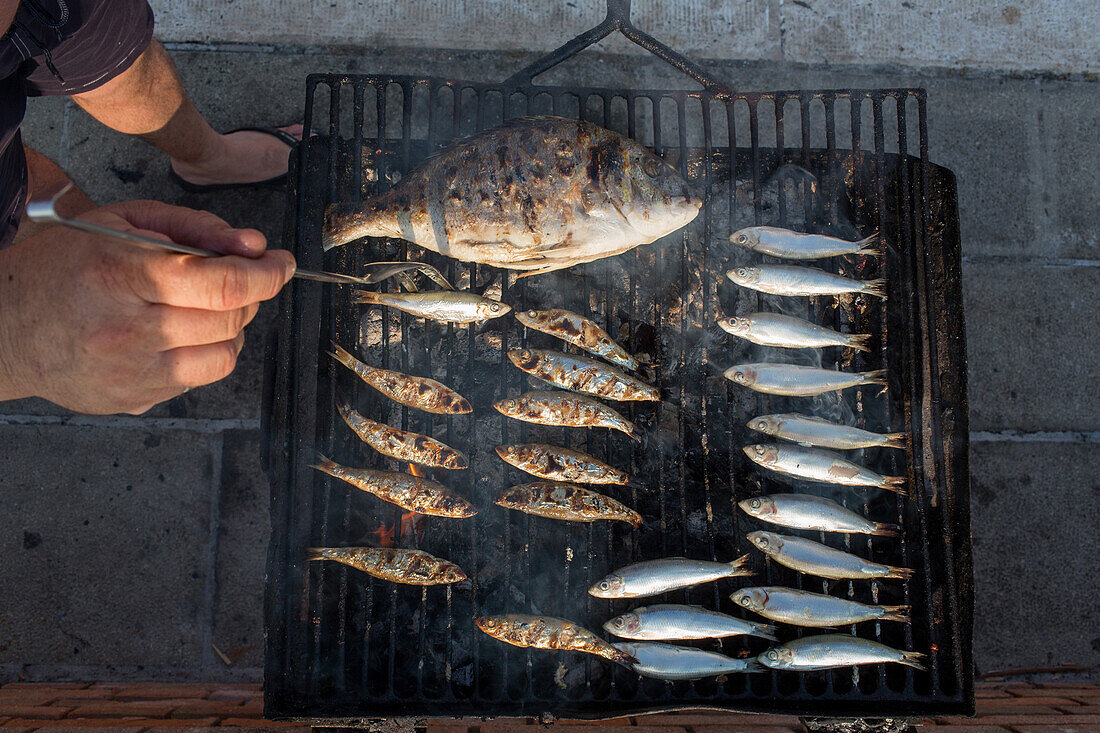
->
[262,0,973,724]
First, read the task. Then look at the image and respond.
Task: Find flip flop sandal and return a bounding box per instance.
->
[167,125,301,193]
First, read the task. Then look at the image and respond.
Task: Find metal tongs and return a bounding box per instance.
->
[25,183,453,290]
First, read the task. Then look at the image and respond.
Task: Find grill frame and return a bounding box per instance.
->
[262,5,972,722]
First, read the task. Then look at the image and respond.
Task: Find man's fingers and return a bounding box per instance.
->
[147,303,259,349]
[131,249,295,310]
[158,333,246,388]
[103,200,267,257]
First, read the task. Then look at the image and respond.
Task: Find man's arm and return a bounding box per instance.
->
[15,146,97,243]
[0,200,295,414]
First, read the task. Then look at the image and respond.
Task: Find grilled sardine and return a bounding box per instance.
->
[312,454,476,518]
[731,226,883,259]
[495,443,628,484]
[718,312,871,352]
[476,614,637,666]
[306,546,466,585]
[508,348,659,401]
[738,493,899,536]
[353,289,510,323]
[338,403,467,469]
[494,391,642,442]
[728,264,885,298]
[515,308,642,370]
[330,342,472,414]
[605,604,776,641]
[724,363,886,397]
[494,481,641,527]
[614,641,765,679]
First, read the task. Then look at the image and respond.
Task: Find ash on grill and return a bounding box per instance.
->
[262,1,973,723]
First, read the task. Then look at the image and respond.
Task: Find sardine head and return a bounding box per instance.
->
[730,228,760,250]
[493,398,519,416]
[478,299,512,320]
[507,349,540,371]
[727,265,761,286]
[738,495,776,518]
[759,646,795,669]
[515,309,546,329]
[719,316,752,337]
[440,563,468,584]
[442,450,469,470]
[603,612,641,637]
[475,615,503,635]
[724,365,757,387]
[731,587,769,612]
[746,415,777,435]
[743,443,778,466]
[747,530,781,555]
[589,574,625,598]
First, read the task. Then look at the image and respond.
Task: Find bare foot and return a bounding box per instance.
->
[170,124,304,187]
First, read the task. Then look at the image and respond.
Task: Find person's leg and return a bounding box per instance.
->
[15,147,97,243]
[70,40,299,187]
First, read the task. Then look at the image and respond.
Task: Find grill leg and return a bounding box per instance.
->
[800,718,916,733]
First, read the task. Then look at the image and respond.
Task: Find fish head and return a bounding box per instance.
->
[442,450,469,470]
[475,615,504,635]
[730,228,761,250]
[727,265,761,287]
[589,573,626,598]
[747,530,782,555]
[507,348,540,371]
[738,495,777,519]
[746,415,778,435]
[616,148,702,238]
[719,316,752,337]
[724,364,757,387]
[731,587,769,612]
[603,612,641,637]
[493,397,520,417]
[743,443,779,466]
[478,299,512,320]
[515,309,547,329]
[439,562,468,584]
[759,646,795,669]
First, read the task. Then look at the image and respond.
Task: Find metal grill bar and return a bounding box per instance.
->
[264,76,972,721]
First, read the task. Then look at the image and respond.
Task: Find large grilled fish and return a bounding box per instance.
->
[494,481,642,527]
[306,546,466,585]
[475,614,637,666]
[508,348,660,401]
[323,116,702,275]
[313,454,477,518]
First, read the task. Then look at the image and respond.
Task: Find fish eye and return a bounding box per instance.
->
[733,371,746,382]
[735,268,748,278]
[642,156,661,178]
[599,580,610,590]
[749,498,761,509]
[758,537,769,548]
[525,310,537,318]
[503,399,516,408]
[753,445,767,456]
[489,303,502,312]
[611,617,624,627]
[735,233,748,244]
[766,650,779,661]
[737,594,751,606]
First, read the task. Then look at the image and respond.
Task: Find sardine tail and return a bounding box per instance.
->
[863,278,887,299]
[352,289,383,306]
[609,648,639,668]
[305,547,329,562]
[862,369,888,387]
[328,341,358,371]
[884,564,914,581]
[619,420,644,444]
[727,553,753,576]
[900,650,927,671]
[881,476,908,496]
[311,453,340,478]
[848,333,874,353]
[871,521,902,538]
[881,605,911,624]
[626,512,644,529]
[884,432,908,450]
[753,623,779,642]
[858,232,884,256]
[741,659,767,674]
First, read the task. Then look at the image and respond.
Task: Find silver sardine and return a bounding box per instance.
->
[728,264,885,298]
[748,413,906,451]
[615,641,765,680]
[353,289,510,323]
[590,555,752,599]
[731,226,882,259]
[738,493,899,536]
[747,531,911,581]
[724,363,886,397]
[731,587,909,627]
[604,604,776,641]
[759,634,926,671]
[743,443,906,494]
[718,312,871,352]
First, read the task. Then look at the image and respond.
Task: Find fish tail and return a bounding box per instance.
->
[871,521,902,538]
[884,432,908,450]
[884,564,914,581]
[352,289,384,306]
[617,419,644,444]
[847,332,874,353]
[728,553,754,576]
[863,278,887,299]
[626,511,644,529]
[881,476,908,496]
[900,650,928,671]
[328,341,362,373]
[862,369,888,387]
[753,623,779,642]
[305,547,330,562]
[858,231,884,256]
[609,647,639,668]
[742,659,767,673]
[311,453,341,479]
[881,605,911,624]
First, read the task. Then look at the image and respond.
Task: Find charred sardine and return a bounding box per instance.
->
[508,348,660,401]
[476,614,637,666]
[312,454,476,518]
[306,546,466,585]
[338,403,467,469]
[494,481,641,527]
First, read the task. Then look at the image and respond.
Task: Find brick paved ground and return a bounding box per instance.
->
[0,681,1095,731]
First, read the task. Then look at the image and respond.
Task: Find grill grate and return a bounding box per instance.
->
[262,5,972,723]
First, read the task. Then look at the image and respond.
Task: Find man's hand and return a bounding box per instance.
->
[0,200,295,414]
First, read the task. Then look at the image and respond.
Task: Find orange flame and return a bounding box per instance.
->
[371,524,396,548]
